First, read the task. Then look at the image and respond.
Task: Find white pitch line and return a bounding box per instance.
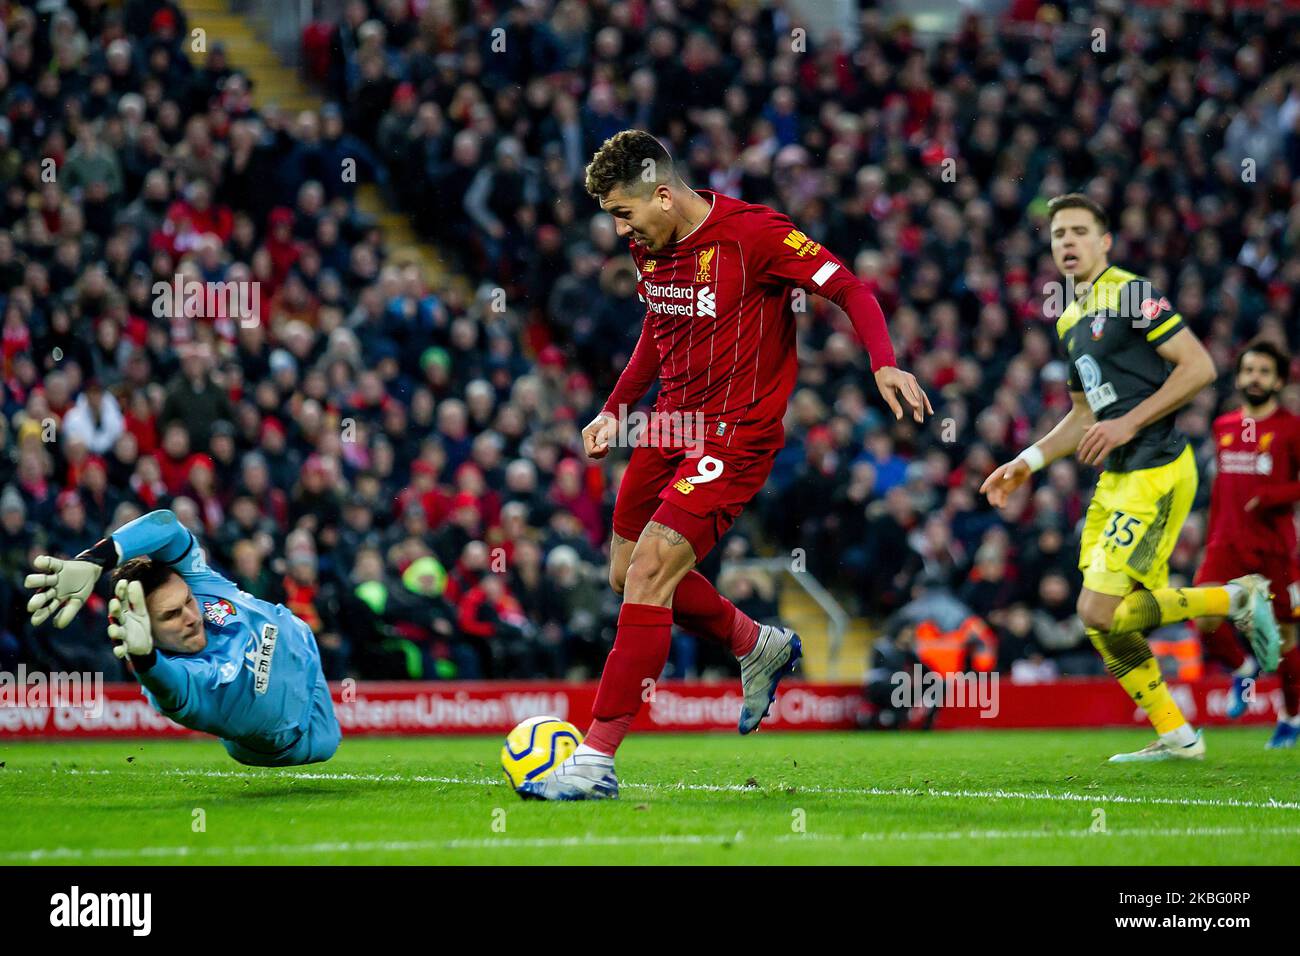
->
[45,766,1300,813]
[7,826,1300,863]
[777,825,1300,843]
[0,834,732,862]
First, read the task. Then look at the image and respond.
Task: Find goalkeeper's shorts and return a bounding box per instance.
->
[1078,444,1197,597]
[222,676,341,767]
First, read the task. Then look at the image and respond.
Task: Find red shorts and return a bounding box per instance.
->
[1194,542,1300,622]
[612,442,775,562]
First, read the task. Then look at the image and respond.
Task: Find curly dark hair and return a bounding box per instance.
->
[1237,337,1291,383]
[584,129,678,200]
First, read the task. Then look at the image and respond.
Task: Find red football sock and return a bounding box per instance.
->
[671,570,760,658]
[1202,620,1246,671]
[586,603,673,756]
[1279,645,1300,718]
[582,714,631,756]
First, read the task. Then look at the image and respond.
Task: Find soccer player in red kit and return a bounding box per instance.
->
[518,130,931,799]
[1194,339,1300,748]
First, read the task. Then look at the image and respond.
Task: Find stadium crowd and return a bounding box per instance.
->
[3,0,1300,686]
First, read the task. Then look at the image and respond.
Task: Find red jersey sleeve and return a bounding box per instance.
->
[600,318,662,420]
[743,206,897,371]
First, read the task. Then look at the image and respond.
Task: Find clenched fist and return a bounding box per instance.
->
[582,412,618,460]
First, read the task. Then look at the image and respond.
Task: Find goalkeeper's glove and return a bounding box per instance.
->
[108,579,153,660]
[23,537,120,629]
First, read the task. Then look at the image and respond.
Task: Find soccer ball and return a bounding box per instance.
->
[501,716,583,789]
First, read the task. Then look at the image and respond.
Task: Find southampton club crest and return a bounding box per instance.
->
[203,598,238,626]
[1090,313,1106,339]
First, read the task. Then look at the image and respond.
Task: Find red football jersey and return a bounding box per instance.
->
[1207,406,1300,556]
[601,189,894,454]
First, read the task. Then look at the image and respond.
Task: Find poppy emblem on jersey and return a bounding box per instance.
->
[695,247,715,283]
[1090,314,1106,339]
[1139,296,1171,322]
[203,598,237,626]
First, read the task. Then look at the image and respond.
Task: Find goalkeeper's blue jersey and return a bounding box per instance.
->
[112,510,337,760]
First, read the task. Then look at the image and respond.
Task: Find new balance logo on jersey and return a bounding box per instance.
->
[696,286,716,318]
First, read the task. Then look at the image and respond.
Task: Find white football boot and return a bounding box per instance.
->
[1227,574,1281,672]
[738,625,803,734]
[1108,729,1206,763]
[517,748,619,801]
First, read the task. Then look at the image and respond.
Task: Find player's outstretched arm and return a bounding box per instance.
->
[981,391,1094,506]
[25,521,126,627]
[110,509,199,565]
[744,209,932,423]
[27,509,217,629]
[814,270,932,422]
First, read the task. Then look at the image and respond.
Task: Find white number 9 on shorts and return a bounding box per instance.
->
[684,455,725,485]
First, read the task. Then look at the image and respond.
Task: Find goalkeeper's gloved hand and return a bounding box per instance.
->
[23,537,119,629]
[108,579,153,660]
[25,556,101,628]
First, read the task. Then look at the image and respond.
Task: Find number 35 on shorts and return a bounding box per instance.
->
[1102,510,1143,550]
[671,455,724,495]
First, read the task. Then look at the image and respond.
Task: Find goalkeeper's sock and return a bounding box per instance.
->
[671,571,759,658]
[585,603,672,756]
[1111,586,1231,633]
[1088,627,1192,737]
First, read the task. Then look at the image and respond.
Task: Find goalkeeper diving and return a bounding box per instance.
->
[24,509,341,767]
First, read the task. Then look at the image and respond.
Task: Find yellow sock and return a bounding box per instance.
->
[1111,586,1230,633]
[1087,628,1188,735]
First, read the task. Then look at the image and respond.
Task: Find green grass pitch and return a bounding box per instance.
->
[2,729,1298,865]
